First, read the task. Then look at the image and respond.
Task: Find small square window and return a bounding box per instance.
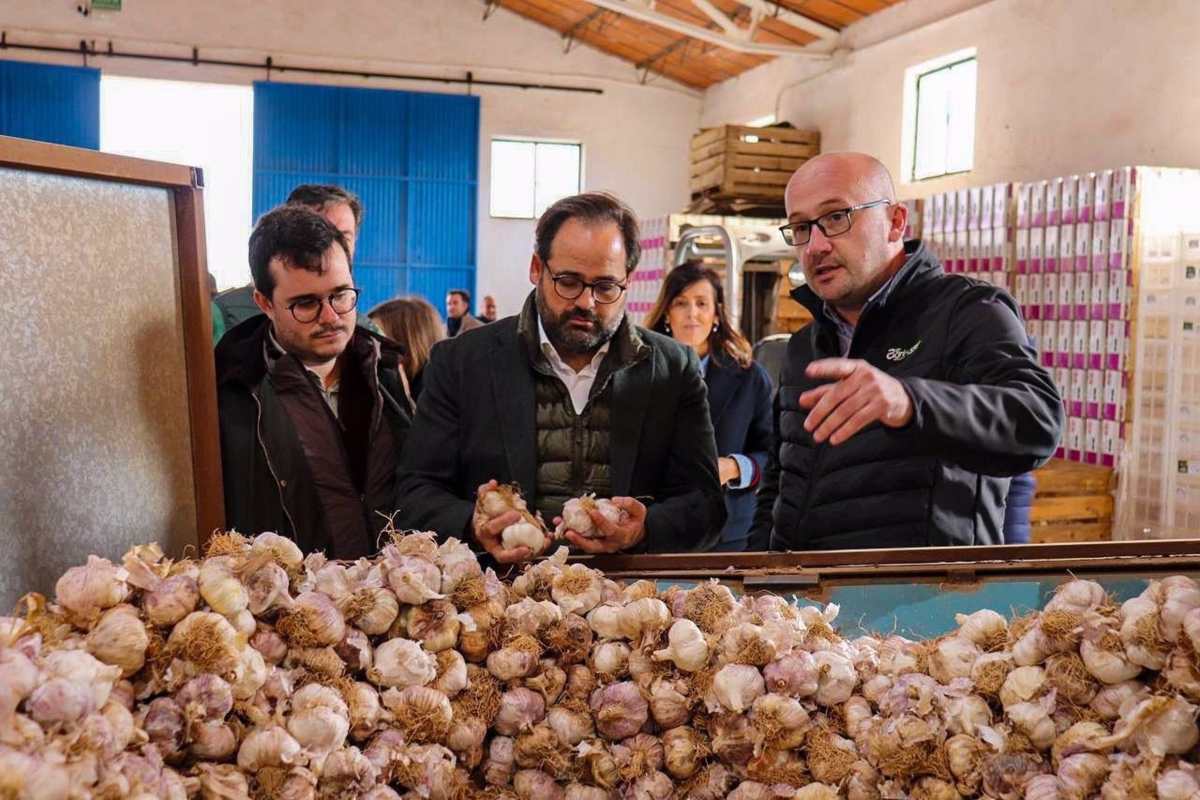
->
[904,52,977,182]
[490,139,582,219]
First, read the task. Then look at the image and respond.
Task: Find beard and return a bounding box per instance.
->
[535,288,622,356]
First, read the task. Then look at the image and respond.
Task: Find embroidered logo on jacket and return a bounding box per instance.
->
[886,340,922,362]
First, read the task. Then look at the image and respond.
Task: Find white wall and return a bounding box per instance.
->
[1,0,701,317]
[702,0,1200,201]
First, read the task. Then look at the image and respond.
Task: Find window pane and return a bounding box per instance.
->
[534,143,581,217]
[945,60,977,173]
[490,140,536,218]
[100,76,253,290]
[913,68,950,180]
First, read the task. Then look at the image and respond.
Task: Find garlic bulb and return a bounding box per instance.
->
[1157,765,1200,800]
[198,556,249,617]
[488,642,542,681]
[813,650,858,706]
[662,726,706,780]
[652,619,709,672]
[944,694,992,736]
[591,681,649,740]
[708,664,765,713]
[382,686,453,743]
[763,651,820,698]
[1006,695,1057,750]
[1000,665,1047,708]
[144,574,199,627]
[1044,579,1107,614]
[719,623,777,667]
[1121,593,1170,670]
[507,598,563,636]
[591,641,631,677]
[386,555,445,604]
[1107,695,1200,756]
[483,735,516,787]
[176,673,234,722]
[54,554,130,627]
[556,494,624,539]
[244,561,292,617]
[433,649,468,697]
[618,598,671,643]
[587,605,625,640]
[495,688,546,736]
[928,636,981,684]
[1160,576,1200,641]
[648,677,691,729]
[277,591,346,648]
[955,609,1008,649]
[86,603,148,677]
[750,693,809,750]
[502,522,548,555]
[237,725,304,771]
[551,564,605,616]
[546,705,593,746]
[368,639,437,688]
[346,682,382,742]
[405,599,461,652]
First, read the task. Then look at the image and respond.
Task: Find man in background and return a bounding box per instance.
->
[446,288,483,337]
[213,184,369,341]
[215,205,410,558]
[479,294,498,323]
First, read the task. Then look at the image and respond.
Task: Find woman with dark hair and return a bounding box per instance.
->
[368,296,446,402]
[645,261,774,551]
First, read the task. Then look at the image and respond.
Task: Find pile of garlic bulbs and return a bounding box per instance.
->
[4,531,1200,800]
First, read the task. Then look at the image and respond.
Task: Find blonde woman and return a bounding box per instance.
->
[368,296,446,401]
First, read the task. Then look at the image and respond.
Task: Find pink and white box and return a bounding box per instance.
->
[1101,420,1121,468]
[1067,416,1084,462]
[1055,367,1071,407]
[1077,173,1094,223]
[967,229,980,273]
[1074,271,1091,321]
[1056,321,1073,368]
[968,187,982,230]
[1044,226,1060,274]
[1016,183,1032,228]
[1111,167,1134,220]
[1015,275,1029,311]
[1027,319,1043,352]
[1103,370,1125,421]
[1059,224,1075,273]
[1069,368,1087,417]
[1092,223,1108,272]
[1029,227,1044,274]
[1085,419,1101,465]
[1090,273,1106,319]
[993,183,1009,229]
[1045,179,1061,226]
[1028,275,1043,320]
[955,189,969,231]
[1041,321,1057,366]
[1016,228,1030,274]
[1058,273,1074,321]
[1072,321,1089,370]
[1109,218,1130,270]
[1061,175,1079,225]
[942,192,956,234]
[1094,170,1112,222]
[1105,318,1129,370]
[992,226,1008,271]
[1085,370,1103,419]
[1033,181,1049,227]
[980,187,994,230]
[1089,320,1106,368]
[1042,274,1058,321]
[956,230,970,273]
[1074,222,1091,272]
[1107,269,1129,319]
[929,193,943,234]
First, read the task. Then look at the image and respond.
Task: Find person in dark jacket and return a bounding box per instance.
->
[216,205,412,559]
[750,153,1063,551]
[213,184,380,342]
[397,192,725,562]
[645,261,773,552]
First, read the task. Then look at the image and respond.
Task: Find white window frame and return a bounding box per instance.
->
[489,137,584,220]
[900,48,977,183]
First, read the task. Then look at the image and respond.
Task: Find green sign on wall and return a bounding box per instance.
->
[91,0,122,10]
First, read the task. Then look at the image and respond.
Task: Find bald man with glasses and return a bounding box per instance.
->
[750,153,1063,552]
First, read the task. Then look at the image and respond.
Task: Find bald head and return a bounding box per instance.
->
[786,153,896,216]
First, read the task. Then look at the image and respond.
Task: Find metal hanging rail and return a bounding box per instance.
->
[0,34,605,95]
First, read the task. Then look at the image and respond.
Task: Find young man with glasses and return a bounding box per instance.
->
[215,205,412,559]
[397,192,725,562]
[750,152,1063,552]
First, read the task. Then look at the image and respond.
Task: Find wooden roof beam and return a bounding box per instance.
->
[584,0,833,57]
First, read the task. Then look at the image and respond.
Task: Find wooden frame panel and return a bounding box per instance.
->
[0,135,223,555]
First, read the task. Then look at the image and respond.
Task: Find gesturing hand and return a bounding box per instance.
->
[561,497,647,554]
[799,358,914,446]
[472,480,537,564]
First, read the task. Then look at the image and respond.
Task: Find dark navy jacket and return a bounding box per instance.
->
[705,357,774,551]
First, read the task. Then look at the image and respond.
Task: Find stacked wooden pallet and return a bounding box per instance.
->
[1030,459,1115,542]
[689,124,820,214]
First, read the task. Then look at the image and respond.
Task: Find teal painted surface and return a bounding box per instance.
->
[656,574,1171,639]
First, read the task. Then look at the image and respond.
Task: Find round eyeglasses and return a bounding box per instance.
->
[545,266,627,304]
[779,199,892,247]
[287,287,360,323]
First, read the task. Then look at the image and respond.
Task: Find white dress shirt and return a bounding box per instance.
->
[537,316,610,415]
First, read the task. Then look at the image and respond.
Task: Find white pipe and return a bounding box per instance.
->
[691,0,744,38]
[585,0,833,59]
[745,0,840,40]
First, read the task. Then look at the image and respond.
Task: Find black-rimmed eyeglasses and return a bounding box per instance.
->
[779,199,892,247]
[544,266,627,305]
[287,287,360,323]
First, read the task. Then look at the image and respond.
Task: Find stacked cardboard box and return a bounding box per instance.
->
[924,183,1010,289]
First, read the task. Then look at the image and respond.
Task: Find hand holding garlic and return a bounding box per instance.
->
[559,495,647,554]
[473,481,548,564]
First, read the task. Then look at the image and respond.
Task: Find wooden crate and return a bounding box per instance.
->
[1030,460,1116,543]
[772,262,813,334]
[690,125,820,200]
